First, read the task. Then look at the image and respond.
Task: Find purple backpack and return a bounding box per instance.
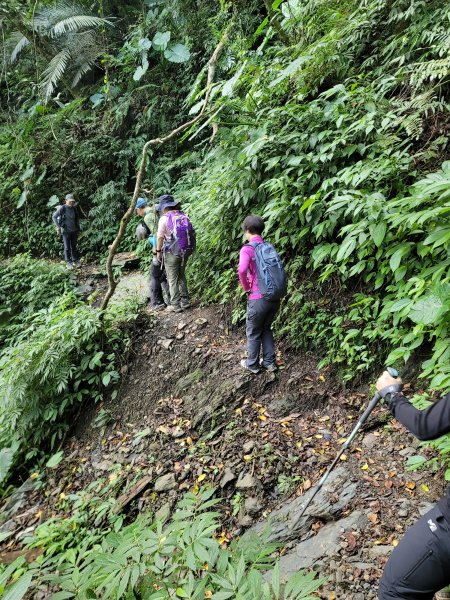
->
[165,210,196,258]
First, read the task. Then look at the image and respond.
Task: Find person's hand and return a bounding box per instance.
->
[376,370,403,391]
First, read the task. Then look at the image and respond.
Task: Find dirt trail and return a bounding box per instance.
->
[0,270,446,599]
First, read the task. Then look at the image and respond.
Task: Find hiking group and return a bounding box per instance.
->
[135,200,287,372]
[53,190,450,599]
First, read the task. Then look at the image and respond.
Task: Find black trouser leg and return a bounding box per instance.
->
[149,262,166,306]
[62,232,71,263]
[69,232,79,262]
[378,503,450,599]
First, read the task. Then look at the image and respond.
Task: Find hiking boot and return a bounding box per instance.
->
[152,303,166,311]
[240,359,260,374]
[73,261,81,268]
[166,305,183,313]
[66,262,73,270]
[260,361,277,372]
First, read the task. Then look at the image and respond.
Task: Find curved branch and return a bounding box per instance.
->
[100,23,232,312]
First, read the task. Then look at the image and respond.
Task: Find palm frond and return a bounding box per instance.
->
[71,58,95,87]
[5,31,30,64]
[49,15,113,39]
[41,47,71,102]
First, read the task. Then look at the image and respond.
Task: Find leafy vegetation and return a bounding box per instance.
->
[1,0,450,592]
[0,486,325,599]
[0,255,138,485]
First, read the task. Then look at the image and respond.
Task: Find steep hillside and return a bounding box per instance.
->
[0,284,444,598]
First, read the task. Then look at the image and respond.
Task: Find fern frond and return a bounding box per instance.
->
[41,47,71,101]
[71,59,95,87]
[9,33,30,64]
[49,15,113,38]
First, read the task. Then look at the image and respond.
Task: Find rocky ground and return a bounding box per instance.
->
[0,266,446,599]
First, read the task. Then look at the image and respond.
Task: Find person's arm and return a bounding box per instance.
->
[238,246,252,292]
[156,215,167,260]
[390,393,450,441]
[52,206,62,230]
[377,371,450,441]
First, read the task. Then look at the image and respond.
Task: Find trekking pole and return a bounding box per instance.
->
[290,367,399,530]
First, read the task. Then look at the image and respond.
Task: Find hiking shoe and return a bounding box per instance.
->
[166,305,183,313]
[181,302,191,310]
[66,262,73,270]
[152,303,166,311]
[261,362,277,372]
[73,261,81,268]
[240,359,260,374]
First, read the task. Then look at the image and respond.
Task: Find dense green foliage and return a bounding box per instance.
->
[0,256,137,484]
[0,486,324,598]
[3,0,449,385]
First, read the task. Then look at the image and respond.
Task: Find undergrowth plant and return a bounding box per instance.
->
[2,487,325,599]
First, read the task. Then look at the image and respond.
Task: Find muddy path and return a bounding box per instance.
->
[0,268,446,599]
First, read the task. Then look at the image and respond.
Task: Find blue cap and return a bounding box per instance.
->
[136,197,148,209]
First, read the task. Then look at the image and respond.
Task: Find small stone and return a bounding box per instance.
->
[398,509,408,517]
[154,473,177,492]
[92,460,113,471]
[244,497,263,516]
[243,440,255,454]
[235,474,260,491]
[220,468,236,488]
[237,509,253,527]
[399,447,415,457]
[159,338,174,350]
[368,545,393,558]
[362,433,378,449]
[178,322,187,330]
[194,317,208,328]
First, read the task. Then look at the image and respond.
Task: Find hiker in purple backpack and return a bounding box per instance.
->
[156,195,196,313]
[238,215,287,374]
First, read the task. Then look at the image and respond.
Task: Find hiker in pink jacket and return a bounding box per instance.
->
[238,215,281,374]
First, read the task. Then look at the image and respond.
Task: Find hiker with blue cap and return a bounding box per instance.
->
[135,197,170,310]
[155,194,196,313]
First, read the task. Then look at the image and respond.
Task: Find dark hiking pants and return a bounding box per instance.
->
[378,503,450,599]
[149,261,170,307]
[62,231,79,263]
[246,298,280,370]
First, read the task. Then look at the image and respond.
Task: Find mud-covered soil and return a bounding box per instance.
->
[0,277,446,599]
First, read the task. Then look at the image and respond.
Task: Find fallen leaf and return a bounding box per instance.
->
[361,463,369,471]
[340,454,347,461]
[421,484,429,493]
[405,481,416,490]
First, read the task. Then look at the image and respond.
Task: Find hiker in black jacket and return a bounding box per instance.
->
[52,193,81,269]
[376,370,450,600]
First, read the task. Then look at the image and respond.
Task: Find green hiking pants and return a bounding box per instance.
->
[164,253,189,308]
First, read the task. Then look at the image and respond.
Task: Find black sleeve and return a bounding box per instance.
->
[390,392,450,441]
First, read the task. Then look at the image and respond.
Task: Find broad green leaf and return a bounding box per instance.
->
[0,447,16,483]
[369,223,386,247]
[46,450,64,468]
[20,166,34,182]
[409,290,449,325]
[164,43,190,63]
[152,30,171,51]
[16,190,27,209]
[3,571,33,600]
[269,55,312,87]
[47,194,60,207]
